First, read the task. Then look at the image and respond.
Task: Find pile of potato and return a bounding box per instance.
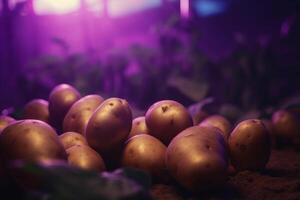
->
[0,83,299,192]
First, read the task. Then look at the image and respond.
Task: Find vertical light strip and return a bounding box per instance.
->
[180,0,189,18]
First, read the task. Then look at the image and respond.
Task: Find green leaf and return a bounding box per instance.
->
[13,161,152,200]
[188,97,214,116]
[167,75,208,102]
[112,168,152,190]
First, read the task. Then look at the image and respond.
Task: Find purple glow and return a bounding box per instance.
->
[180,0,189,18]
[280,16,295,37]
[32,0,162,16]
[108,0,161,17]
[85,0,104,15]
[9,0,26,10]
[33,0,81,15]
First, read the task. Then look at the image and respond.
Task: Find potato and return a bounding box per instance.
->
[0,120,66,163]
[66,145,106,172]
[59,132,88,150]
[23,99,49,123]
[0,116,14,177]
[272,110,300,140]
[199,115,232,140]
[0,116,15,134]
[85,98,132,158]
[192,110,208,125]
[128,116,149,139]
[166,126,228,191]
[63,95,104,135]
[122,134,166,178]
[145,100,193,145]
[49,84,81,131]
[228,119,271,171]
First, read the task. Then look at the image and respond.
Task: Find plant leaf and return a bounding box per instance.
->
[13,161,151,200]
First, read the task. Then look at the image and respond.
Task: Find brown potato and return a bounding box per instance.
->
[0,116,15,134]
[122,134,166,178]
[192,110,208,125]
[199,115,232,140]
[0,120,66,163]
[49,84,81,131]
[128,116,149,139]
[272,110,300,140]
[85,98,132,157]
[23,99,49,123]
[0,116,14,177]
[59,132,88,150]
[66,145,106,172]
[166,126,228,191]
[228,119,271,171]
[145,100,193,145]
[63,95,104,135]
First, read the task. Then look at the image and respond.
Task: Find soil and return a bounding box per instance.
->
[151,148,300,200]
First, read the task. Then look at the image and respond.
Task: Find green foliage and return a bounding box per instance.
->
[14,162,151,200]
[19,15,300,119]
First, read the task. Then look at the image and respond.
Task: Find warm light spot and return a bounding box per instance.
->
[64,93,77,102]
[33,0,81,15]
[138,143,146,153]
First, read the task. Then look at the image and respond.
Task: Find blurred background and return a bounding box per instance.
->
[1,0,300,120]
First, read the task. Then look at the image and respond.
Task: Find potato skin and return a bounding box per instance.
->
[146,100,193,145]
[166,126,228,191]
[0,116,15,134]
[0,116,14,178]
[128,116,149,139]
[63,95,104,135]
[228,119,271,171]
[85,98,132,156]
[122,134,166,178]
[0,120,66,163]
[49,84,81,131]
[192,110,208,125]
[23,99,49,123]
[66,145,106,172]
[199,115,232,140]
[59,132,88,150]
[272,110,300,140]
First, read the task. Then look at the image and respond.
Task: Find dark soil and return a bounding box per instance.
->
[151,149,300,200]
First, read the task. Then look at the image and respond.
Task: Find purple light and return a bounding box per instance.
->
[108,0,161,17]
[85,0,104,15]
[33,0,81,15]
[9,0,26,9]
[32,0,162,16]
[280,16,295,37]
[180,0,189,18]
